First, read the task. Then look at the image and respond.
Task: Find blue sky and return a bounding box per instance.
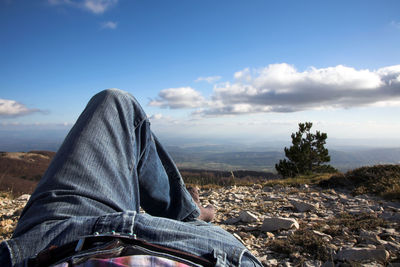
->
[1,0,400,148]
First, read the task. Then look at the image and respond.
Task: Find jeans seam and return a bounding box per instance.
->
[137,119,151,163]
[130,212,136,235]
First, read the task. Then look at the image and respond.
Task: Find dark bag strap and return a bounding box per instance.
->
[28,234,215,267]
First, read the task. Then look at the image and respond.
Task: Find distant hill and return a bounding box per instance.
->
[0,151,55,196]
[330,148,400,170]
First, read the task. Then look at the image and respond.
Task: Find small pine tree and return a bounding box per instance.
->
[275,122,336,178]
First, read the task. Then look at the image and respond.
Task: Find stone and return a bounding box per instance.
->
[238,211,258,223]
[222,210,258,224]
[260,217,299,232]
[361,263,385,267]
[290,199,318,212]
[223,217,240,224]
[384,240,400,252]
[253,184,262,190]
[383,228,396,234]
[16,194,30,201]
[335,248,389,262]
[359,229,386,245]
[265,232,275,238]
[312,230,332,242]
[303,260,322,267]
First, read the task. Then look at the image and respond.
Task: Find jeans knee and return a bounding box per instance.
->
[94,88,137,107]
[93,89,146,121]
[100,88,131,99]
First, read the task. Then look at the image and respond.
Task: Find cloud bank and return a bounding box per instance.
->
[48,0,117,14]
[150,64,400,116]
[149,87,205,109]
[0,99,41,117]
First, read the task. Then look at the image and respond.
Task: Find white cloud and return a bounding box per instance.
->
[48,0,117,14]
[149,87,206,109]
[195,76,221,84]
[234,68,251,82]
[150,113,164,120]
[101,21,117,29]
[202,63,400,115]
[84,0,117,14]
[0,99,40,117]
[151,63,400,116]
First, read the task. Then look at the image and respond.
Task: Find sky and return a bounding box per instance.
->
[1,0,400,150]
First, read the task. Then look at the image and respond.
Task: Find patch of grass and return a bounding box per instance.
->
[262,173,335,187]
[185,183,222,189]
[268,239,295,255]
[182,169,269,187]
[320,213,388,237]
[268,229,333,261]
[186,179,260,190]
[319,164,400,201]
[382,184,400,201]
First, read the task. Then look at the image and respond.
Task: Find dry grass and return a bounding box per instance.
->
[262,173,335,187]
[318,213,389,237]
[268,228,334,262]
[182,169,272,188]
[382,184,400,201]
[319,164,400,201]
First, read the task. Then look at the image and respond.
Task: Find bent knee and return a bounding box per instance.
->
[93,88,146,118]
[94,88,138,105]
[101,88,131,98]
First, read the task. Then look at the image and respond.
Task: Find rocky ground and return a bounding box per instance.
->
[0,193,29,240]
[206,184,400,266]
[1,185,399,266]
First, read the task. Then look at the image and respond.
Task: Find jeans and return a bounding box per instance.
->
[0,89,261,267]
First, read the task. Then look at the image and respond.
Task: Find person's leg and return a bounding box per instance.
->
[0,89,258,267]
[13,89,199,239]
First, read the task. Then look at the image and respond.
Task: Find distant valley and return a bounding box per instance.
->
[1,135,400,173]
[167,145,400,172]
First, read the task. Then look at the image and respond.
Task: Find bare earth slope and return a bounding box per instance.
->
[0,151,55,196]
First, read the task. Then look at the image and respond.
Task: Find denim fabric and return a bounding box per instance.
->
[0,89,261,267]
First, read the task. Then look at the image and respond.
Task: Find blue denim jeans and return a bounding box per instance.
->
[0,89,261,267]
